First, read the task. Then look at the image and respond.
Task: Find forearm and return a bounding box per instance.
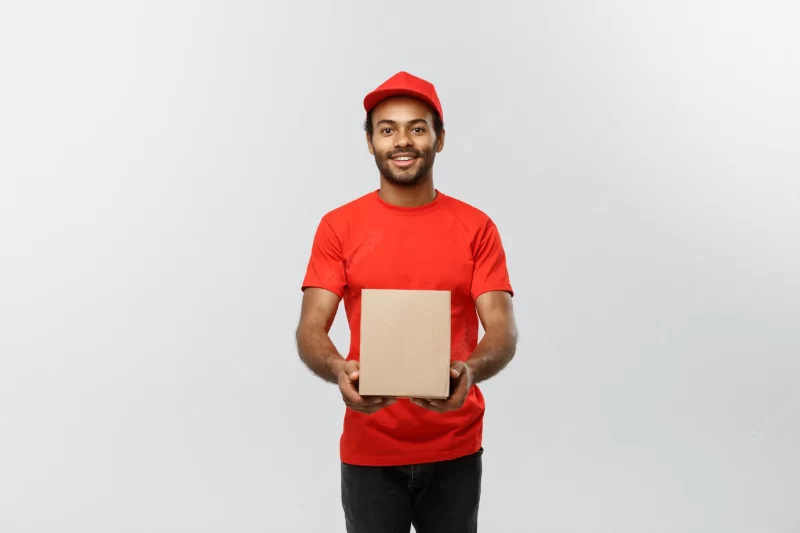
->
[295,324,346,384]
[465,325,517,384]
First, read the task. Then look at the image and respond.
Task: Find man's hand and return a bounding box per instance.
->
[337,360,397,415]
[410,360,474,412]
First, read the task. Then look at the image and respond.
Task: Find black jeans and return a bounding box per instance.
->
[340,447,483,533]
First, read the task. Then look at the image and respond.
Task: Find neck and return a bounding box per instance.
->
[378,176,437,207]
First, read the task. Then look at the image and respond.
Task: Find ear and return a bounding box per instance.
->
[366,132,374,155]
[436,129,446,153]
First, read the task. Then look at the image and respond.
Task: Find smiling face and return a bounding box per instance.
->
[366,96,445,187]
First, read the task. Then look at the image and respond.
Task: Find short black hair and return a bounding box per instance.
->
[363,108,444,138]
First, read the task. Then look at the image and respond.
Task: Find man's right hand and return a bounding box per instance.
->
[336,360,396,415]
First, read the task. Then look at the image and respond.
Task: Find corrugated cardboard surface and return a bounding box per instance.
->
[358,289,451,399]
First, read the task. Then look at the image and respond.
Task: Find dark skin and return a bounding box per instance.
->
[366,96,444,207]
[295,96,517,413]
[295,286,397,415]
[410,290,517,412]
[296,288,517,414]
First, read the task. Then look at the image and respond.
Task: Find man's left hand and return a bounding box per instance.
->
[410,360,474,412]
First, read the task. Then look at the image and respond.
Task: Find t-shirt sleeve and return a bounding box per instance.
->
[300,217,347,299]
[471,218,514,301]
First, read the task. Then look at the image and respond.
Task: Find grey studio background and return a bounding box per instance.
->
[1,1,798,532]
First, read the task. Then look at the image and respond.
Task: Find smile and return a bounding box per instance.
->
[391,157,417,168]
[390,153,419,168]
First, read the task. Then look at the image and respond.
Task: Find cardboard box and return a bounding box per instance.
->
[358,288,451,399]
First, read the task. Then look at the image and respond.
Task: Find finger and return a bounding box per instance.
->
[343,395,383,409]
[346,401,392,414]
[451,359,467,374]
[338,372,371,401]
[449,368,466,394]
[369,399,397,410]
[413,387,467,410]
[426,398,453,411]
[365,396,386,404]
[339,376,358,393]
[344,399,373,410]
[345,402,372,412]
[410,398,447,412]
[445,381,469,407]
[408,398,428,409]
[451,373,466,393]
[347,405,378,415]
[342,387,386,407]
[340,386,367,406]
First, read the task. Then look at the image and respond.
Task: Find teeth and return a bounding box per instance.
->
[394,157,413,161]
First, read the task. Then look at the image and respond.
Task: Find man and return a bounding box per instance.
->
[295,71,518,533]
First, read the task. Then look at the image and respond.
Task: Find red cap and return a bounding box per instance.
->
[363,71,444,121]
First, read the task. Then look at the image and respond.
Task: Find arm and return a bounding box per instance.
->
[411,290,517,411]
[410,218,517,412]
[295,287,393,413]
[295,287,347,384]
[464,290,518,384]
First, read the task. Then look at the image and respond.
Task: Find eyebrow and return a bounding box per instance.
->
[375,118,429,127]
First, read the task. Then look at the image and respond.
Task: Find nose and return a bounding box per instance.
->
[394,130,413,148]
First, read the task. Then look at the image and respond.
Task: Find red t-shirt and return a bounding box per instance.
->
[301,189,514,466]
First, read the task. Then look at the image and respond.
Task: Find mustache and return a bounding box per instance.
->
[386,149,423,158]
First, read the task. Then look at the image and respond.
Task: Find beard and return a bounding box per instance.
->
[373,145,437,187]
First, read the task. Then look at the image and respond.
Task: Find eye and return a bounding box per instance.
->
[381,128,393,134]
[412,127,425,133]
